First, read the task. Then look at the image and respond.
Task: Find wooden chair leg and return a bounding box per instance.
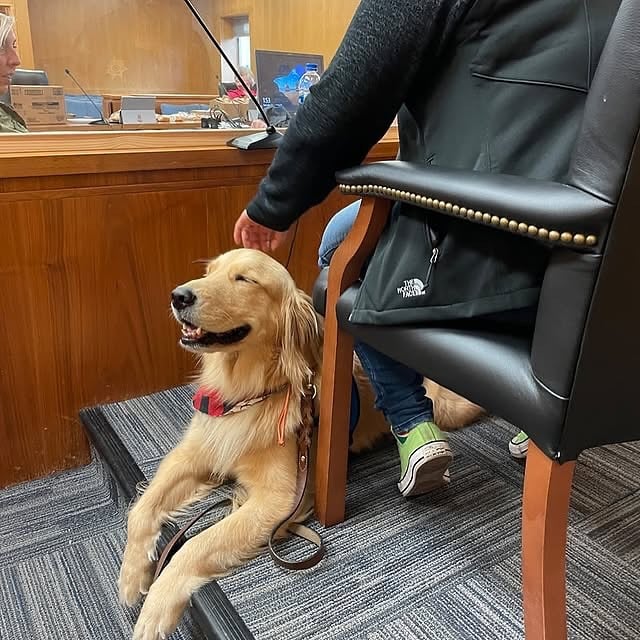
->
[522,441,576,640]
[314,196,392,526]
[315,312,354,526]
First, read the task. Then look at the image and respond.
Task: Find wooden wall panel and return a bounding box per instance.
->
[0,189,210,486]
[27,0,219,94]
[25,0,358,95]
[209,0,359,83]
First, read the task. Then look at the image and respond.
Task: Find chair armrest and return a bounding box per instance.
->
[336,161,614,252]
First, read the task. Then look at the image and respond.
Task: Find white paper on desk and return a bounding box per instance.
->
[67,117,98,124]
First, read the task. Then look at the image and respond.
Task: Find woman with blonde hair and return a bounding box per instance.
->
[0,13,27,133]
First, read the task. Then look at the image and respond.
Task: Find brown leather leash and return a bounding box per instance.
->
[153,383,324,582]
[267,382,325,570]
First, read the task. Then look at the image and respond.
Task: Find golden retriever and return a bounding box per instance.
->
[119,248,482,640]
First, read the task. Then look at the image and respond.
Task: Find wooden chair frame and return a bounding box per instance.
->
[315,195,577,639]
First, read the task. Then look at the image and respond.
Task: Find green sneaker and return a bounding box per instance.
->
[394,422,452,497]
[509,430,529,459]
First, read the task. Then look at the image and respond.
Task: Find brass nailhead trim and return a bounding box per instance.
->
[338,183,598,247]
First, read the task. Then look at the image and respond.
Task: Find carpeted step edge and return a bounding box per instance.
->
[80,406,255,640]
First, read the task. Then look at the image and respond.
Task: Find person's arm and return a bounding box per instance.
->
[244,0,473,233]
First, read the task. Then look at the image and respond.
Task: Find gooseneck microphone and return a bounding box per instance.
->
[181,0,283,150]
[64,68,111,126]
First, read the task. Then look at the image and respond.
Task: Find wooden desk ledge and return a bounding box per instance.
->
[0,127,400,178]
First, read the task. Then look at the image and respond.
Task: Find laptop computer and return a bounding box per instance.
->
[120,95,156,124]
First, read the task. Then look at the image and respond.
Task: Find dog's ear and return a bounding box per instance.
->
[279,288,322,395]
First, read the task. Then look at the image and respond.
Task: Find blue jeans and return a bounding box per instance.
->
[319,201,434,434]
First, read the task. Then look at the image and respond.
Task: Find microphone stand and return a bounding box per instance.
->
[64,68,111,126]
[181,0,283,150]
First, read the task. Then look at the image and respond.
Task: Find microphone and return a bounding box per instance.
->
[64,68,111,126]
[181,0,283,150]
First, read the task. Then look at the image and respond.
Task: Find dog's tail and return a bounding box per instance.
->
[425,379,486,431]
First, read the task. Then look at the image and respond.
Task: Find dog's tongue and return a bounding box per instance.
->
[182,323,204,340]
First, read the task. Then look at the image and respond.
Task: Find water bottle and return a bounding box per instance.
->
[297,63,321,106]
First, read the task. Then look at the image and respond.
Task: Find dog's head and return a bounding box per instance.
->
[171,248,322,391]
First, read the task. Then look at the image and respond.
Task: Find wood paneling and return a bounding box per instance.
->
[209,0,359,81]
[27,0,220,94]
[0,192,209,484]
[25,0,358,96]
[0,128,398,488]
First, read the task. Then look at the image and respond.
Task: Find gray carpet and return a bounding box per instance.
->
[2,385,640,640]
[0,450,204,640]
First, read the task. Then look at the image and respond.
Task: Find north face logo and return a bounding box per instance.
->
[397,278,426,298]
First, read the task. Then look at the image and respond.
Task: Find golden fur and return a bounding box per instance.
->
[120,249,483,640]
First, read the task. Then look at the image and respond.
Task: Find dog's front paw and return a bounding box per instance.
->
[132,577,189,640]
[119,544,155,607]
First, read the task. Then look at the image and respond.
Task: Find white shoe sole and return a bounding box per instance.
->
[398,441,452,497]
[509,438,529,459]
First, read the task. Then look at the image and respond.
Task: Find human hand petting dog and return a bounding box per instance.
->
[233,209,292,252]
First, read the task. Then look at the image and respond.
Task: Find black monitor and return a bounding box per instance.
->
[218,81,237,96]
[11,68,49,86]
[255,50,324,115]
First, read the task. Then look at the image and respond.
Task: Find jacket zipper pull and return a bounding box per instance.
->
[422,247,439,292]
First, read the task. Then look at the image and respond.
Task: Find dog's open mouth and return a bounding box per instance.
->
[180,321,251,347]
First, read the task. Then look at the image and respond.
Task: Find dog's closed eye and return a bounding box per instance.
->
[234,274,258,284]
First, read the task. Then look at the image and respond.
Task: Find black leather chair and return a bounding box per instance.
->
[218,81,238,96]
[11,68,49,86]
[312,2,640,639]
[1,68,49,104]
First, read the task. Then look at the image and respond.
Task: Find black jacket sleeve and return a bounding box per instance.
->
[246,0,473,231]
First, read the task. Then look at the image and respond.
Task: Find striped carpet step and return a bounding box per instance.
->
[97,386,640,640]
[2,384,639,640]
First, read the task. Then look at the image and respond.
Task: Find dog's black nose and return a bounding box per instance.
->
[171,286,197,310]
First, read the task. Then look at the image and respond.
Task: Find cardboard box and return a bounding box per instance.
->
[10,85,67,126]
[210,96,250,121]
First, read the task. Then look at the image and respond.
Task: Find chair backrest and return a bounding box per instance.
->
[1,68,48,105]
[218,82,237,96]
[568,0,640,204]
[561,0,640,457]
[11,68,49,86]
